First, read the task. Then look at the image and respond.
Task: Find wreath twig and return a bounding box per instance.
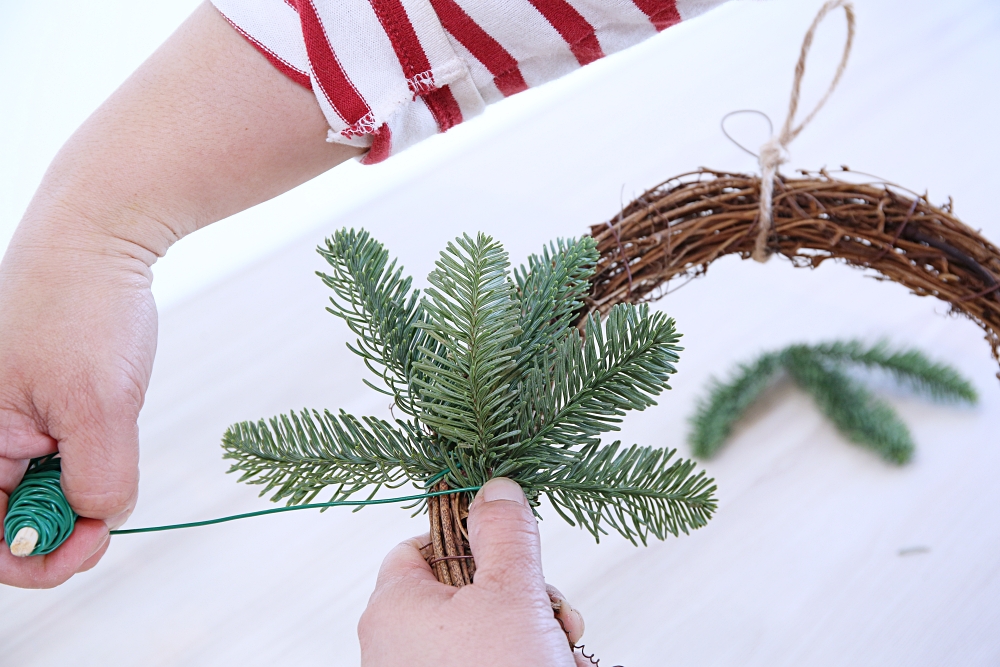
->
[583,167,1000,378]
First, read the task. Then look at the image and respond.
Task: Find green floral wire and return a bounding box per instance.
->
[3,455,479,555]
[109,486,481,535]
[3,455,76,556]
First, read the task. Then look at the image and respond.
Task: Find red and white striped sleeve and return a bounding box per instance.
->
[211,0,729,164]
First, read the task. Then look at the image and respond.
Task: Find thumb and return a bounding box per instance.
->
[46,374,142,529]
[467,477,546,597]
[58,406,140,530]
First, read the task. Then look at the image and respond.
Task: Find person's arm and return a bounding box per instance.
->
[0,1,360,588]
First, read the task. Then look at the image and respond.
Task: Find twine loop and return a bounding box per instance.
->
[749,0,856,262]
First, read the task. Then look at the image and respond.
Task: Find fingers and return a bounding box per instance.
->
[374,533,440,589]
[0,398,133,587]
[547,584,586,645]
[360,532,452,654]
[466,477,546,596]
[0,369,141,528]
[77,534,111,573]
[0,407,57,498]
[0,406,58,467]
[0,517,109,588]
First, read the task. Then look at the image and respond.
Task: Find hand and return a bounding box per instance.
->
[0,2,357,587]
[0,223,153,587]
[358,478,590,667]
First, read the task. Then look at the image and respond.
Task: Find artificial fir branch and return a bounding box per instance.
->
[317,229,424,415]
[412,234,523,455]
[688,341,977,463]
[224,228,716,550]
[686,353,783,459]
[808,340,979,403]
[222,409,434,505]
[783,348,913,463]
[519,306,681,453]
[513,237,598,369]
[538,441,716,545]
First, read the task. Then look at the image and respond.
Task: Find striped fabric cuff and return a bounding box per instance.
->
[212,0,727,164]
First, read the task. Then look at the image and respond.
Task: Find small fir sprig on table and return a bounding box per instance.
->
[688,340,978,464]
[222,229,716,585]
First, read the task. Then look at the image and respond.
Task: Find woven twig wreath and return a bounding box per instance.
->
[581,167,1000,378]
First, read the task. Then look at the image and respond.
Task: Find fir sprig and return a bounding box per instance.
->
[223,230,716,543]
[223,410,431,505]
[538,441,716,544]
[688,341,978,463]
[413,235,523,455]
[317,230,424,415]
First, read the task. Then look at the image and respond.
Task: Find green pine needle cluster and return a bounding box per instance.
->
[689,340,978,464]
[222,229,717,544]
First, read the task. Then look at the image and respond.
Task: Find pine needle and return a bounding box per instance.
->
[688,341,977,464]
[783,346,914,464]
[810,340,978,403]
[688,353,782,459]
[223,229,715,543]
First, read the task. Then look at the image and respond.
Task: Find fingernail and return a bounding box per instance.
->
[90,526,111,557]
[570,608,586,639]
[481,477,525,505]
[104,507,132,532]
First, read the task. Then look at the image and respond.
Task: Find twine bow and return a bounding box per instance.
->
[750,0,856,262]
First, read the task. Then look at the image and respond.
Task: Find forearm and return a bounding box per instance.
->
[15,1,359,266]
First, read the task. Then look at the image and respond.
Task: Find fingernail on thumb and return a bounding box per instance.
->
[89,525,111,559]
[480,477,526,505]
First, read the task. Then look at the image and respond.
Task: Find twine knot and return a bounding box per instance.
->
[753,137,789,261]
[757,137,787,172]
[747,0,856,263]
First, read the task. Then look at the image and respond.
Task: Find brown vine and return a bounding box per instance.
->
[424,481,474,587]
[582,168,1000,379]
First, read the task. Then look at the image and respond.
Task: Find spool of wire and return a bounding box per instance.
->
[3,455,76,557]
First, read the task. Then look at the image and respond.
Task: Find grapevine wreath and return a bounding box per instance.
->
[581,0,999,380]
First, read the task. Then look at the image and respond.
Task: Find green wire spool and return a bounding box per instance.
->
[3,454,76,557]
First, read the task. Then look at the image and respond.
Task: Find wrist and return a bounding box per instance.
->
[11,183,179,273]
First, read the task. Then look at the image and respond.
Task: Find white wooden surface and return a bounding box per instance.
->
[2,0,999,664]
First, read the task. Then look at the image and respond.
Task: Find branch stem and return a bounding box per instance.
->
[427,481,473,586]
[427,490,452,585]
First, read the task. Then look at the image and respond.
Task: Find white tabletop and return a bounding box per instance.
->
[2,0,998,664]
